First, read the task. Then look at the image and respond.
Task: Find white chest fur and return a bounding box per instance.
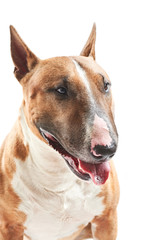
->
[12,153,105,240]
[11,111,105,240]
[12,158,105,240]
[23,181,104,240]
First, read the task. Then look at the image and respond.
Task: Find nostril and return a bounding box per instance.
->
[92,143,117,159]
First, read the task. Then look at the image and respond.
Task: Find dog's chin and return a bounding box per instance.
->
[39,127,110,185]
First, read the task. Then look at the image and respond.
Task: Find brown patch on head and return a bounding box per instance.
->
[21,56,92,155]
[73,56,111,103]
[73,56,110,78]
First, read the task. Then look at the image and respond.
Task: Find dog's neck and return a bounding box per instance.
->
[16,106,77,194]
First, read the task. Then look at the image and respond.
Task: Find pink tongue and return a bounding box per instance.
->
[79,160,110,185]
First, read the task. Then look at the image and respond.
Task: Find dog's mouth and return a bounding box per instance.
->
[39,128,110,185]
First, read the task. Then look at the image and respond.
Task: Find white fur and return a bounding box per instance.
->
[72,60,93,97]
[11,109,105,240]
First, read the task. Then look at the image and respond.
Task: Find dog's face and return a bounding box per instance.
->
[10,25,118,185]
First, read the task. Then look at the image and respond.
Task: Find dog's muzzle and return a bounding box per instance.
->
[39,127,111,185]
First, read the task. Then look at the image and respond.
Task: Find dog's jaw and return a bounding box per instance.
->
[39,127,110,185]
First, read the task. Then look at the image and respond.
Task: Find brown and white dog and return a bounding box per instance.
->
[0,24,119,240]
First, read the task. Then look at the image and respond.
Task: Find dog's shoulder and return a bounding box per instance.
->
[100,160,120,209]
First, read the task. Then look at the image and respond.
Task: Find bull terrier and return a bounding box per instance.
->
[0,24,119,240]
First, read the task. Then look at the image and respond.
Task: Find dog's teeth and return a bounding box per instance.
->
[78,165,83,170]
[77,160,85,173]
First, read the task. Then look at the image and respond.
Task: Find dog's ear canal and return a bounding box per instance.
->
[80,23,96,60]
[10,25,39,81]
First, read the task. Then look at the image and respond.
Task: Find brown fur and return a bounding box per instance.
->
[74,224,92,240]
[80,23,96,60]
[92,161,120,240]
[0,120,27,239]
[0,201,25,240]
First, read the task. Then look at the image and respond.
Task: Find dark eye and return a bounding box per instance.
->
[104,82,110,93]
[56,87,67,95]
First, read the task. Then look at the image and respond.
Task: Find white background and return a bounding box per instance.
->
[0,0,160,239]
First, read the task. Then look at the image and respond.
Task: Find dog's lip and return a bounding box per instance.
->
[39,127,90,181]
[39,127,110,185]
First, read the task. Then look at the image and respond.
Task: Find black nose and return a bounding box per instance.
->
[92,143,117,161]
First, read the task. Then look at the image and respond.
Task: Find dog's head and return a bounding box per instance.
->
[10,24,118,185]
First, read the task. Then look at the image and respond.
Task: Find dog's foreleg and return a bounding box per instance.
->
[91,208,118,240]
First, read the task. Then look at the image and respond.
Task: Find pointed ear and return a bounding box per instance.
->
[10,25,39,81]
[80,23,96,60]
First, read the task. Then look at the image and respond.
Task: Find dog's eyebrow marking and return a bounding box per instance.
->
[72,60,92,95]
